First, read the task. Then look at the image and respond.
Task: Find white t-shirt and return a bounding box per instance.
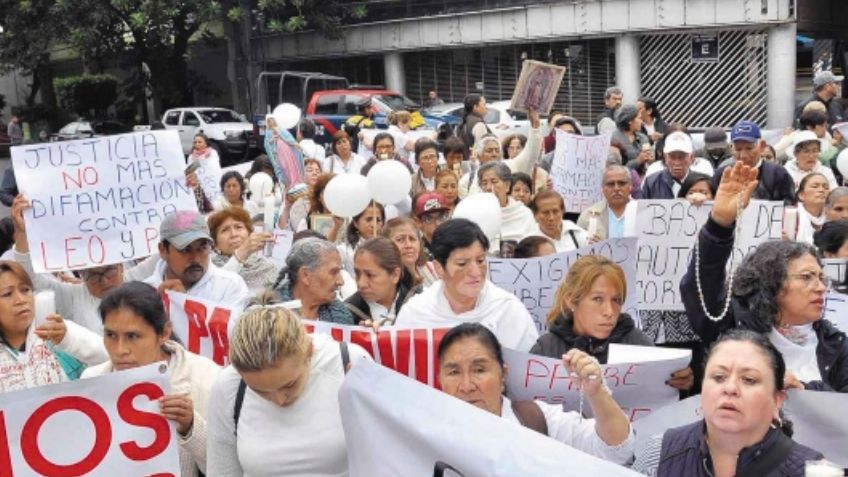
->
[206,334,371,477]
[144,259,251,315]
[323,153,367,175]
[395,280,539,351]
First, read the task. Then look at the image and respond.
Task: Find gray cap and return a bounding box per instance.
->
[160,210,212,250]
[814,70,845,88]
[703,127,728,149]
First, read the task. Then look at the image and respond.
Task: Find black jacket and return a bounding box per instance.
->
[712,160,795,205]
[460,113,490,150]
[0,168,17,207]
[641,169,679,200]
[530,312,653,364]
[794,93,845,128]
[681,217,848,392]
[344,283,422,325]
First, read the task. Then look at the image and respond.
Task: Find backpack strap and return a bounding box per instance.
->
[233,378,247,435]
[733,431,794,477]
[340,341,350,374]
[567,229,580,249]
[510,400,548,435]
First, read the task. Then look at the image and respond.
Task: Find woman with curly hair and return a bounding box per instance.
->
[681,162,848,393]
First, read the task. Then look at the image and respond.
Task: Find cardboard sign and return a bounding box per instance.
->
[504,345,690,421]
[0,363,180,476]
[339,361,642,477]
[488,237,639,332]
[635,200,783,310]
[550,131,611,213]
[12,130,197,273]
[166,291,234,366]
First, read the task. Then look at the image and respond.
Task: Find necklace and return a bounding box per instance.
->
[693,198,744,322]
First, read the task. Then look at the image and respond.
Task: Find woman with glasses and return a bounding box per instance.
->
[783,131,838,192]
[682,162,848,393]
[410,139,441,197]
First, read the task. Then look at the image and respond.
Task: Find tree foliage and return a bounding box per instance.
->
[54,74,119,117]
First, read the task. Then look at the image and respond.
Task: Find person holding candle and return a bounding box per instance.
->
[207,207,277,295]
[632,330,823,475]
[681,161,848,392]
[436,322,634,464]
[531,190,590,253]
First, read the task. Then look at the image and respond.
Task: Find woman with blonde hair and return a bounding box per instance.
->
[206,296,371,476]
[531,256,694,391]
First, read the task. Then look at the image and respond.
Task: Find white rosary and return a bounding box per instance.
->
[693,197,745,322]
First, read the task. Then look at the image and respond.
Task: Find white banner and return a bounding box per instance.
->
[12,130,197,273]
[632,391,848,466]
[166,291,236,366]
[340,361,642,477]
[0,363,180,476]
[504,344,690,421]
[824,291,848,332]
[268,228,294,268]
[488,238,639,332]
[636,200,784,310]
[550,131,611,212]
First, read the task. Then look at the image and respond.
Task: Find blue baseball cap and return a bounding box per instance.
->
[730,121,761,143]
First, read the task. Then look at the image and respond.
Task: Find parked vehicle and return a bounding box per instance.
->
[427,101,546,141]
[160,107,257,165]
[50,120,132,142]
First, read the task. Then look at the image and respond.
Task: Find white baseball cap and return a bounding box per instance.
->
[664,131,693,154]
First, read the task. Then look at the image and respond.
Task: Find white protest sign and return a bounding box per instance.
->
[268,228,294,268]
[633,392,848,466]
[12,130,197,273]
[550,130,610,212]
[824,291,848,332]
[166,291,235,366]
[823,258,847,284]
[636,199,784,310]
[488,237,639,332]
[0,362,180,476]
[194,154,223,203]
[504,345,689,421]
[340,361,642,477]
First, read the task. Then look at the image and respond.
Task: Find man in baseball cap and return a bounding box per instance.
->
[413,192,451,259]
[144,210,251,310]
[711,120,795,203]
[701,127,732,169]
[794,70,845,126]
[642,131,696,199]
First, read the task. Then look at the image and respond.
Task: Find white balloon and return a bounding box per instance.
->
[452,193,502,241]
[272,103,302,130]
[837,148,848,180]
[323,174,371,218]
[366,160,412,205]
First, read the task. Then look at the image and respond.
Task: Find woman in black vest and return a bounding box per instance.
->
[436,322,635,465]
[459,94,491,150]
[633,329,823,476]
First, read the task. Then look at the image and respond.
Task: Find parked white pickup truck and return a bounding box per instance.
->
[159,107,257,164]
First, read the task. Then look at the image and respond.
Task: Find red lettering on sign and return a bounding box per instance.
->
[21,396,112,476]
[184,299,231,365]
[0,411,12,477]
[375,330,395,369]
[395,329,411,377]
[413,329,429,384]
[524,359,550,388]
[117,383,170,461]
[349,331,373,357]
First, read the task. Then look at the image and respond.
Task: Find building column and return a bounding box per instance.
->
[615,34,641,104]
[384,52,406,95]
[767,22,797,128]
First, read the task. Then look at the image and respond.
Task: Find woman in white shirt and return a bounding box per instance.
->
[783,130,838,191]
[437,322,634,465]
[478,161,541,253]
[396,219,539,351]
[206,297,371,477]
[795,172,830,245]
[337,202,385,276]
[213,171,260,217]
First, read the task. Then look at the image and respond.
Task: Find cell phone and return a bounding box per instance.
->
[184,161,201,175]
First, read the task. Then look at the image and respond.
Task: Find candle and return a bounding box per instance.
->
[783,206,798,241]
[263,194,276,257]
[587,215,599,238]
[34,290,55,328]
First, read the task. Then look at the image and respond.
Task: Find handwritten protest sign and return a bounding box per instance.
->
[504,345,690,421]
[824,291,848,332]
[632,392,848,466]
[550,130,610,212]
[0,363,180,476]
[823,258,847,284]
[165,291,234,366]
[195,154,223,203]
[340,361,641,477]
[636,200,784,310]
[488,237,639,332]
[268,228,294,269]
[12,130,197,273]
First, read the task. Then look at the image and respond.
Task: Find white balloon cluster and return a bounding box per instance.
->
[323,160,413,218]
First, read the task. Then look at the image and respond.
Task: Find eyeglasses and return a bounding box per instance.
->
[788,272,831,290]
[421,212,450,224]
[82,266,120,285]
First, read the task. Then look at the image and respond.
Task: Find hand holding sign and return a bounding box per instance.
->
[563,349,603,397]
[158,394,195,436]
[712,162,759,227]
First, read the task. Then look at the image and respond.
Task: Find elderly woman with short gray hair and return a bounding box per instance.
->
[273,237,355,324]
[477,161,541,254]
[611,104,651,170]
